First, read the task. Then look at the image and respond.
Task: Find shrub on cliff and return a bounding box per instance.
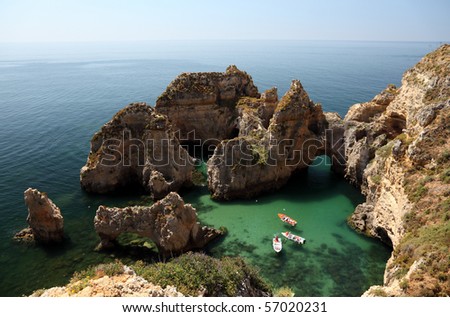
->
[132,252,271,296]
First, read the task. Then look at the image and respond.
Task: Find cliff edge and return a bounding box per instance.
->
[342,44,449,296]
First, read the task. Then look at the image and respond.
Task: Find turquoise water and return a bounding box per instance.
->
[187,157,391,296]
[0,41,440,296]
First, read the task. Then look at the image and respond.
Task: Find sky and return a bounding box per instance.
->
[0,0,449,43]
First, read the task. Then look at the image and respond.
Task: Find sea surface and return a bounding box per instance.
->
[0,40,441,296]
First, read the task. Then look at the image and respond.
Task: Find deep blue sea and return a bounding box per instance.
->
[0,40,441,296]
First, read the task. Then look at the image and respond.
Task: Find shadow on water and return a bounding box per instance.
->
[186,156,392,296]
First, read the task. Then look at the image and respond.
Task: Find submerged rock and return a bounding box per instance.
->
[155,65,259,144]
[94,192,221,254]
[15,188,64,244]
[80,103,194,199]
[207,80,326,200]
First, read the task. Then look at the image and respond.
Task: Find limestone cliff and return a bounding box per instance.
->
[80,103,194,199]
[341,44,449,296]
[155,65,259,145]
[94,192,221,255]
[15,188,64,244]
[207,80,326,200]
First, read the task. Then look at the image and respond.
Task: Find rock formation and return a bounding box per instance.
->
[155,65,259,145]
[207,80,327,200]
[343,85,399,186]
[32,253,271,297]
[94,192,221,254]
[75,49,449,296]
[32,265,184,297]
[339,44,450,296]
[82,68,326,201]
[15,188,64,244]
[80,102,194,199]
[320,112,346,175]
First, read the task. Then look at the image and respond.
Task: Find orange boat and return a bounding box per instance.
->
[278,213,297,226]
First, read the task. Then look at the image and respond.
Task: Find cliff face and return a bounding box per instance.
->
[15,188,64,244]
[155,65,259,145]
[94,192,221,255]
[342,44,450,296]
[208,80,326,200]
[80,103,194,199]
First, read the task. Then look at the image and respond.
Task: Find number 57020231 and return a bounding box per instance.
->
[264,301,327,313]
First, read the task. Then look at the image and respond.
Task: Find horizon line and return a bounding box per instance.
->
[0,39,448,45]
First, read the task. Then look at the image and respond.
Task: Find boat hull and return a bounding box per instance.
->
[278,213,297,226]
[282,231,306,244]
[272,238,282,252]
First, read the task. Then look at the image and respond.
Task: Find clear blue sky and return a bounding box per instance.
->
[0,0,449,42]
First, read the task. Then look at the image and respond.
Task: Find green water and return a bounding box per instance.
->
[0,155,390,297]
[185,156,391,296]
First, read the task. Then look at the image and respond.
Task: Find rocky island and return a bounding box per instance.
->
[15,188,64,244]
[94,192,222,255]
[207,80,326,199]
[80,102,194,199]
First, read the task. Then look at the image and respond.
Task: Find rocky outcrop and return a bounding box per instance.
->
[15,188,64,244]
[236,87,278,137]
[341,85,398,186]
[94,192,221,254]
[33,253,271,297]
[155,65,259,145]
[32,265,184,297]
[207,80,327,200]
[80,103,194,199]
[343,44,450,296]
[321,112,346,175]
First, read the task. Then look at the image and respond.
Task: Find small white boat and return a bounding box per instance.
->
[282,231,306,244]
[273,236,282,253]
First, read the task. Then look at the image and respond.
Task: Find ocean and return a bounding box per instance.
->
[0,40,440,296]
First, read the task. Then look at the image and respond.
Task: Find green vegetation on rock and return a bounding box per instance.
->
[132,252,271,296]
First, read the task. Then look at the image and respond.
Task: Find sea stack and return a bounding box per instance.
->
[207,79,327,199]
[155,65,260,145]
[15,188,64,244]
[80,102,194,199]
